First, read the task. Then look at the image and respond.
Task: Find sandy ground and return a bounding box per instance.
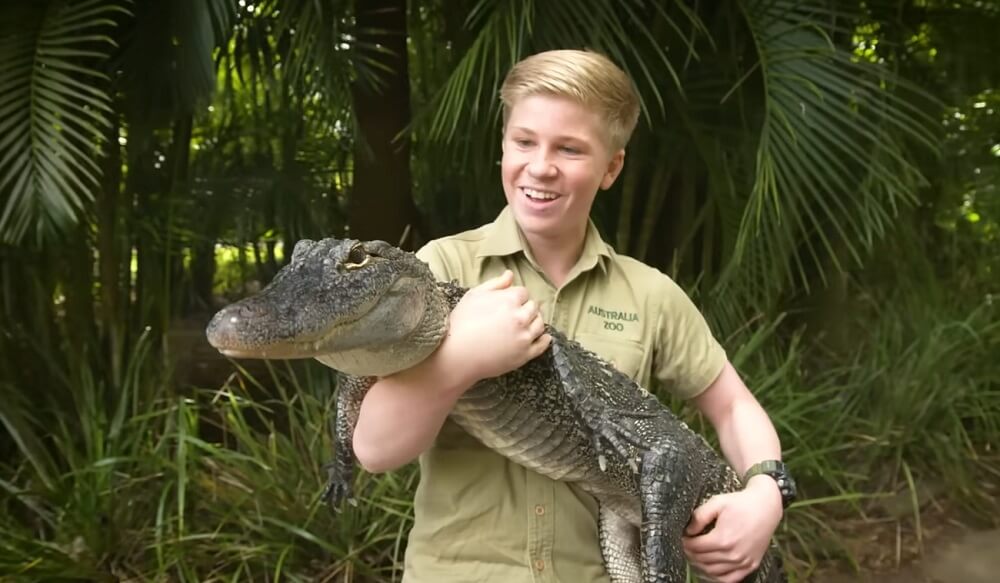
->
[813,528,1000,583]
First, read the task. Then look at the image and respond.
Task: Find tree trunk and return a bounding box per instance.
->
[189,237,216,310]
[60,224,97,366]
[97,112,124,386]
[349,0,423,250]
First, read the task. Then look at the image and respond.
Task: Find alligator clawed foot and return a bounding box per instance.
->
[591,413,647,473]
[321,461,356,510]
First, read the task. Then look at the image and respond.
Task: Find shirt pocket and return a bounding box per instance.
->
[572,332,648,382]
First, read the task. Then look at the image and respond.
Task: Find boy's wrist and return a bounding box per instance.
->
[745,474,783,505]
[379,338,476,402]
[419,336,482,397]
[742,460,797,510]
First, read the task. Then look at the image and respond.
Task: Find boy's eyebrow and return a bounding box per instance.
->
[507,126,591,144]
[507,126,537,134]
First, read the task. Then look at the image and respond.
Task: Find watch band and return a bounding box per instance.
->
[743,460,796,509]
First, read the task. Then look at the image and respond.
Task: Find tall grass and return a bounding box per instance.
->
[670,274,999,576]
[828,289,1000,510]
[1,282,997,581]
[0,335,415,582]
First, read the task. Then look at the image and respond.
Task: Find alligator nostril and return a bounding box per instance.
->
[206,310,235,348]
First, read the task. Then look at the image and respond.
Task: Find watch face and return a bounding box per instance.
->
[775,474,797,508]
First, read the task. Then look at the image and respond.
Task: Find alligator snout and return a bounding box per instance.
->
[205,303,266,354]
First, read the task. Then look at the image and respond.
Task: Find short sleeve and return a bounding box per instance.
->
[652,278,727,399]
[414,240,453,282]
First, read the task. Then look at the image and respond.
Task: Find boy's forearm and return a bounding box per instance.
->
[694,362,782,474]
[712,390,786,514]
[352,350,474,473]
[717,396,782,476]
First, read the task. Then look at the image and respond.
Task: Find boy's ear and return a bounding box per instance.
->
[600,149,626,190]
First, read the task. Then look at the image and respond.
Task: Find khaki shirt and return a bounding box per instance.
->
[402,206,726,582]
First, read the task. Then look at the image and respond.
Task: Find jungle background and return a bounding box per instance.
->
[1,0,998,581]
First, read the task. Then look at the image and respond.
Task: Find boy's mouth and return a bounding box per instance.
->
[522,187,560,202]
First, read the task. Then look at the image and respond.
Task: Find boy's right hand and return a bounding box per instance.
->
[441,270,551,386]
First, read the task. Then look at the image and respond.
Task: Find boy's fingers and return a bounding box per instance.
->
[528,333,551,358]
[527,312,545,339]
[516,300,538,325]
[685,496,725,538]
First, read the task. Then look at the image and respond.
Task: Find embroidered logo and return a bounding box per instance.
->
[587,305,639,332]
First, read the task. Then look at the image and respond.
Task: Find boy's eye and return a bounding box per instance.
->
[560,146,581,154]
[514,138,533,147]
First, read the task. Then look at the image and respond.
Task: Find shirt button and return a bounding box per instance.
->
[534,559,545,571]
[534,504,545,516]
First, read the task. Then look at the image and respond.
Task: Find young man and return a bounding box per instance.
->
[351,50,791,583]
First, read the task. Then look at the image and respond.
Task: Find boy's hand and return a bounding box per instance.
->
[441,270,550,385]
[681,476,783,582]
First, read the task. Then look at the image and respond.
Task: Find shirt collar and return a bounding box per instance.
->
[475,205,611,275]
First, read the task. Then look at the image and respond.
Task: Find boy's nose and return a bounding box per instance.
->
[527,153,557,178]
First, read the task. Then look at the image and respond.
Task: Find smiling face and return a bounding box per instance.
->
[501,94,625,250]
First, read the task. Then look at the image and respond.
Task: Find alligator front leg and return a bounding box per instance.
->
[321,373,375,509]
[549,331,657,471]
[637,446,701,583]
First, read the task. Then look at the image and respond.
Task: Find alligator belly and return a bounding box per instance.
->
[450,396,597,483]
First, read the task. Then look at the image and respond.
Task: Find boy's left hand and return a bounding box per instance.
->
[681,476,783,583]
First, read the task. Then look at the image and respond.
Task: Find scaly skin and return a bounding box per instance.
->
[206,238,786,583]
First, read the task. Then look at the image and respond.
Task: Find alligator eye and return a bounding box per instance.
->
[344,243,369,269]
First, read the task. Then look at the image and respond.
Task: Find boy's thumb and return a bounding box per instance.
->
[685,497,723,536]
[482,269,514,289]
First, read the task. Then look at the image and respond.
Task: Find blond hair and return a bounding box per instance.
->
[499,49,640,151]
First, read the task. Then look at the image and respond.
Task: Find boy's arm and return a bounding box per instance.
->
[352,270,550,473]
[649,274,783,581]
[692,361,783,482]
[681,361,784,583]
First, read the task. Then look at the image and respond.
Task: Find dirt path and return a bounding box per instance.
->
[813,528,1000,583]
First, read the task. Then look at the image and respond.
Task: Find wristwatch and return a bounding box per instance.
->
[743,460,797,509]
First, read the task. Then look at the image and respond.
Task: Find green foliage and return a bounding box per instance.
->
[210,240,288,301]
[0,0,125,244]
[934,89,1000,284]
[1,0,999,580]
[117,0,235,126]
[834,292,999,499]
[0,335,417,581]
[3,273,996,580]
[730,1,938,297]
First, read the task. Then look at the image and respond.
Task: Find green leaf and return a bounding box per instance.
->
[0,0,124,244]
[0,383,59,492]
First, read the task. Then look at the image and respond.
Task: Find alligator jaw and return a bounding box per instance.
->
[206,292,381,359]
[206,268,450,377]
[215,344,315,360]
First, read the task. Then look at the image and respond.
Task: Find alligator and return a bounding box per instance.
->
[205,237,786,583]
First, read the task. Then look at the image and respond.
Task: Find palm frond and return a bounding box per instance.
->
[726,0,940,296]
[0,0,124,244]
[225,0,354,108]
[118,0,234,127]
[419,0,706,144]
